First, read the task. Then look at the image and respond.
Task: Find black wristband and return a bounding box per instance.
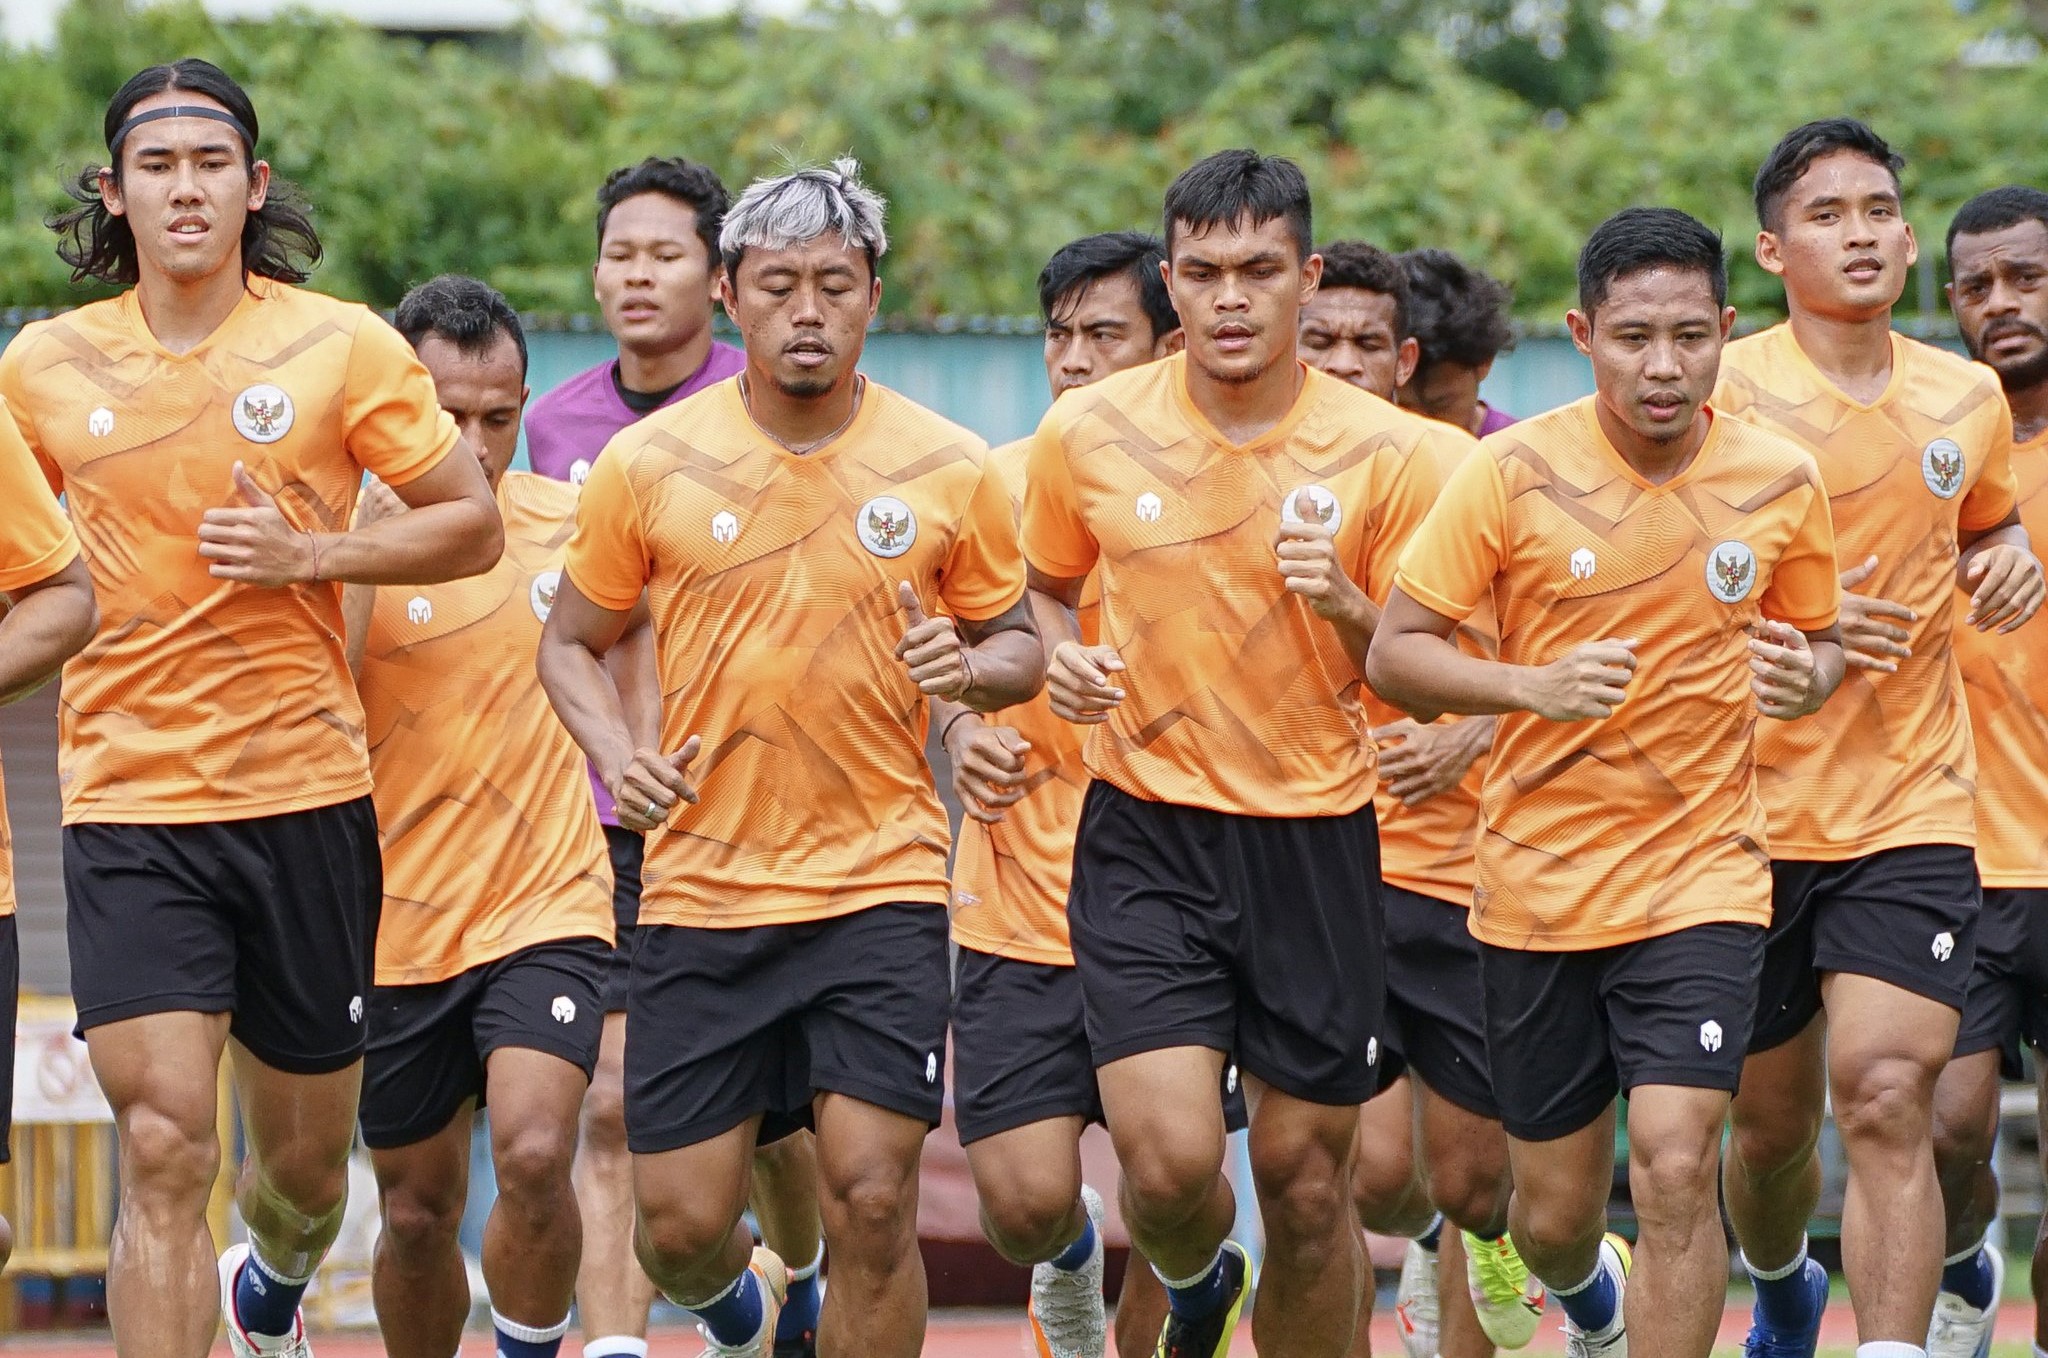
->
[940,709,977,749]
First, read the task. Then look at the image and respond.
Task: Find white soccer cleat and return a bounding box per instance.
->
[1394,1237,1441,1358]
[1927,1242,2004,1358]
[217,1242,315,1358]
[1028,1184,1108,1358]
[1560,1235,1630,1358]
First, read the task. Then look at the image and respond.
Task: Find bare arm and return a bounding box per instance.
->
[538,577,696,834]
[606,595,663,747]
[1366,587,1638,722]
[0,556,97,705]
[1026,565,1126,725]
[894,585,1044,713]
[199,447,504,589]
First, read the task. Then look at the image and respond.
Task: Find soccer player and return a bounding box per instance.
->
[1714,120,2045,1358]
[1398,249,1519,437]
[338,276,610,1358]
[539,159,1042,1358]
[1022,149,1445,1358]
[1921,184,2048,1358]
[940,229,1189,1358]
[0,402,99,1277]
[1300,240,1526,1358]
[526,156,826,1358]
[1370,205,1847,1358]
[0,59,504,1358]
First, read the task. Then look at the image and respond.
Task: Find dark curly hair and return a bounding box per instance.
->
[1399,248,1515,370]
[49,58,321,288]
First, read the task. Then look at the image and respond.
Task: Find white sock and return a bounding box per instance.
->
[2033,1344,2048,1358]
[1743,1235,1810,1282]
[584,1339,650,1358]
[1854,1345,1924,1358]
[1943,1242,1984,1267]
[1153,1247,1224,1290]
[494,1308,572,1343]
[790,1241,825,1282]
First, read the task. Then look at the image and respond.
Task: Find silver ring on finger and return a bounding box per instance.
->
[645,799,659,818]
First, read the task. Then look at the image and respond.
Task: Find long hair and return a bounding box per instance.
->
[49,58,322,287]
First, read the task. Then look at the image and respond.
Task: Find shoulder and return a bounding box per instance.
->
[1713,411,1827,489]
[1899,335,2006,424]
[862,381,990,473]
[503,469,582,522]
[3,299,125,372]
[1043,358,1176,446]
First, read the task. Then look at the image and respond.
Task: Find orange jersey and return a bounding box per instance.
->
[1021,356,1442,817]
[565,378,1027,930]
[359,472,613,985]
[1958,428,2048,886]
[0,281,460,825]
[950,439,1099,964]
[1716,325,2017,860]
[1362,418,1495,906]
[1393,399,1842,951]
[0,397,84,917]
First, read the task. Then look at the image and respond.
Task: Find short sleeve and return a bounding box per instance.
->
[938,457,1029,622]
[1392,449,1508,624]
[0,398,79,592]
[343,311,462,488]
[1020,410,1097,580]
[1762,474,1843,632]
[0,339,62,496]
[563,442,650,612]
[1359,427,1455,606]
[1960,388,2019,533]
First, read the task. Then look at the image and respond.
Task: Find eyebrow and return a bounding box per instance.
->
[1180,250,1288,270]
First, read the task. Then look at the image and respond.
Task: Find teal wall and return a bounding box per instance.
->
[0,324,1596,453]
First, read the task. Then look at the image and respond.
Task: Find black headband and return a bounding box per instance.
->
[108,105,255,159]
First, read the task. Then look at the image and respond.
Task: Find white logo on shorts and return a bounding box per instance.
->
[348,995,364,1025]
[232,384,294,443]
[1226,1064,1239,1094]
[1135,491,1163,523]
[407,596,433,625]
[551,996,577,1024]
[1281,482,1343,534]
[1933,931,1956,962]
[1700,1020,1723,1053]
[1569,547,1597,580]
[1366,1037,1379,1066]
[925,1052,939,1084]
[569,458,592,487]
[88,407,114,437]
[711,509,740,544]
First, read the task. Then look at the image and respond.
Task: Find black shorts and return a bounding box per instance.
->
[0,913,15,1164]
[63,797,381,1074]
[359,937,610,1150]
[1954,887,2048,1073]
[1376,885,1497,1120]
[1481,923,1763,1142]
[1068,781,1384,1107]
[1753,844,1981,1053]
[950,947,1248,1145]
[602,826,644,1013]
[625,903,951,1155]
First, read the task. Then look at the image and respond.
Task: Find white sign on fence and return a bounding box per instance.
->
[13,1005,113,1124]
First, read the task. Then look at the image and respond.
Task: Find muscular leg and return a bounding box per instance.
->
[963,1116,1089,1265]
[86,1011,232,1358]
[1354,1075,1433,1237]
[812,1092,931,1358]
[1724,1014,1826,1273]
[1930,1046,2003,1258]
[1247,1082,1366,1358]
[1097,1048,1235,1282]
[1503,1105,1615,1304]
[1418,1083,1511,1358]
[631,1117,758,1307]
[575,1012,659,1344]
[369,1104,475,1358]
[1623,1085,1737,1358]
[482,1047,589,1333]
[753,1130,824,1271]
[1112,1207,1170,1358]
[1823,971,1962,1343]
[1437,1227,1494,1358]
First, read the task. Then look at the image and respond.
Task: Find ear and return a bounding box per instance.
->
[1718,305,1737,342]
[717,269,739,316]
[1903,220,1920,270]
[1395,336,1421,390]
[246,159,271,212]
[1157,326,1186,359]
[519,384,533,411]
[1755,230,1787,279]
[1566,308,1594,357]
[97,165,124,217]
[1299,251,1324,304]
[868,275,884,321]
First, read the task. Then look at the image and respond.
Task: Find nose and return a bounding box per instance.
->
[1215,273,1250,312]
[1321,342,1365,379]
[1057,334,1093,376]
[170,160,204,204]
[1845,209,1880,248]
[1643,337,1683,381]
[1985,276,2022,316]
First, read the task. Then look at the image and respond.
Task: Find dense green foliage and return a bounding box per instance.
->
[1,0,2043,322]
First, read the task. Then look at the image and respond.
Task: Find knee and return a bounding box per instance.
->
[979,1180,1082,1263]
[1119,1132,1225,1226]
[637,1193,737,1274]
[1833,1057,1939,1149]
[1628,1135,1721,1228]
[1931,1101,1997,1175]
[1729,1099,1823,1180]
[118,1106,221,1207]
[1252,1133,1350,1247]
[494,1126,577,1208]
[380,1186,464,1259]
[1350,1139,1420,1234]
[823,1161,918,1252]
[1426,1156,1511,1236]
[1513,1184,1605,1263]
[579,1076,628,1154]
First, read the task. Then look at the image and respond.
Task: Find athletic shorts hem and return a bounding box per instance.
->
[475,1028,604,1082]
[360,1097,475,1151]
[812,1074,943,1129]
[1239,1057,1379,1109]
[1765,831,1975,863]
[1500,1093,1615,1144]
[1409,1070,1502,1123]
[1811,951,1969,1011]
[1626,1064,1742,1095]
[1088,1027,1231,1070]
[232,1030,366,1077]
[73,991,232,1035]
[1949,1030,2008,1060]
[1749,999,1823,1055]
[626,1103,768,1157]
[955,1095,1099,1147]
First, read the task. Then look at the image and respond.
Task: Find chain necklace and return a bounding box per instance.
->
[740,372,865,455]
